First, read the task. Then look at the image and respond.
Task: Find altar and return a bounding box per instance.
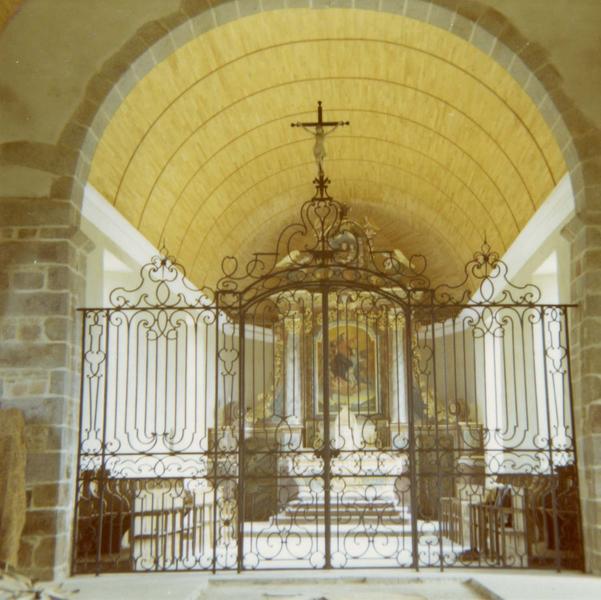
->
[270,405,408,544]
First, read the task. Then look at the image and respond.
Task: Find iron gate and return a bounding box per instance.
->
[73,175,583,573]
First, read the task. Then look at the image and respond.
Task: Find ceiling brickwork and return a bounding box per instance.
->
[88,9,567,287]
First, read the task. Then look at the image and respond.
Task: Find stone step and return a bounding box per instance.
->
[249,522,415,536]
[281,507,406,520]
[276,512,410,525]
[273,499,411,527]
[285,499,408,512]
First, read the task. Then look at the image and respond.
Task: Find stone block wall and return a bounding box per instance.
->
[569,175,601,573]
[0,196,91,580]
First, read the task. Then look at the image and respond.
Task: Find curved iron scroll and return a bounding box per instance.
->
[216,173,430,309]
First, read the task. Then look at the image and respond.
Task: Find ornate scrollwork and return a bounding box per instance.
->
[215,173,430,307]
[432,240,542,306]
[109,247,214,308]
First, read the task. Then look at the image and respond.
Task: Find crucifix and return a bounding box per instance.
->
[291,101,350,176]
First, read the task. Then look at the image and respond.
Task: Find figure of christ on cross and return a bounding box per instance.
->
[291,101,350,176]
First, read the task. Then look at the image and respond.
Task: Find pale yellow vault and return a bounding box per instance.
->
[89,9,566,289]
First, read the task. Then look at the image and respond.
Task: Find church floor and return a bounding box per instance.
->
[66,569,601,600]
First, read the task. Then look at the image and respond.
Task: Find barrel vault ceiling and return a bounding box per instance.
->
[88,8,566,289]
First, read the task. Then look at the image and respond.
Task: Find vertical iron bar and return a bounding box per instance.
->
[429,305,444,571]
[292,308,297,421]
[539,307,561,571]
[322,286,332,568]
[405,304,420,570]
[563,307,585,570]
[237,307,246,572]
[212,300,220,573]
[311,292,319,554]
[71,309,89,575]
[95,309,111,575]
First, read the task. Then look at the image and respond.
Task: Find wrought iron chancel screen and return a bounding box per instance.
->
[73,181,583,573]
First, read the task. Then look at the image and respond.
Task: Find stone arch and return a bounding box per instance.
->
[54,0,599,571]
[2,0,599,577]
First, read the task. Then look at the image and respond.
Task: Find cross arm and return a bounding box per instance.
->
[291,120,350,128]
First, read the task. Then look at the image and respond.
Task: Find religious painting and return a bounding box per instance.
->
[314,323,379,415]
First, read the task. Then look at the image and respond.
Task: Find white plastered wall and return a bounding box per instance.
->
[429,174,575,474]
[80,185,275,476]
[476,174,574,472]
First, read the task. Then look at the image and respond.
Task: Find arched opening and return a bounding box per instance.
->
[73,165,583,571]
[2,0,599,582]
